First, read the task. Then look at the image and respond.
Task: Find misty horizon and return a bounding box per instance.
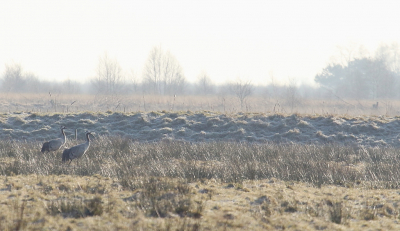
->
[2,1,400,86]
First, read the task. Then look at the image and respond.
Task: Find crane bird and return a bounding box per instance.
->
[41,126,67,153]
[62,131,93,165]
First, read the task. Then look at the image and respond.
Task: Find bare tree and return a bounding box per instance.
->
[92,53,124,95]
[230,78,253,110]
[375,42,400,73]
[162,51,185,95]
[196,71,214,95]
[143,46,162,94]
[1,63,25,92]
[143,46,186,95]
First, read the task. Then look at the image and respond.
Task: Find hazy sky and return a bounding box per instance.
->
[1,0,400,86]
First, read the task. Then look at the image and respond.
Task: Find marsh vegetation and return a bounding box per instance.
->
[0,91,399,230]
[1,136,400,230]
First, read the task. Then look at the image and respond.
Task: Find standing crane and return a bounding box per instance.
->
[41,126,67,153]
[62,131,93,165]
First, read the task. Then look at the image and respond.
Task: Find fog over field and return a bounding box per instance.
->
[2,111,399,147]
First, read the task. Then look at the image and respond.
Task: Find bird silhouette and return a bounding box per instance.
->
[41,126,67,153]
[62,131,93,165]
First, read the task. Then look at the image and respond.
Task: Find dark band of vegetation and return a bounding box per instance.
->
[1,137,399,189]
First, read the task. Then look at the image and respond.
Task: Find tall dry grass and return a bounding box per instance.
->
[1,137,400,189]
[2,137,400,230]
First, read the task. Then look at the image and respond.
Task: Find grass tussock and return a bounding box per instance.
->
[1,138,400,229]
[46,196,103,218]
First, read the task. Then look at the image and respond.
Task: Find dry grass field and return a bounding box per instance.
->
[1,138,400,230]
[2,174,400,230]
[1,94,400,230]
[0,92,398,116]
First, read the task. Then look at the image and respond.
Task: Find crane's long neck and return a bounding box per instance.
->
[61,128,66,141]
[85,133,91,143]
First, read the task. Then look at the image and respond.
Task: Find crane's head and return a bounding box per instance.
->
[85,131,95,138]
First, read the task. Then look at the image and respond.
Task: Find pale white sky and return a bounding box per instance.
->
[1,0,400,86]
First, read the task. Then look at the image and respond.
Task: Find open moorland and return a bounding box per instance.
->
[1,94,400,230]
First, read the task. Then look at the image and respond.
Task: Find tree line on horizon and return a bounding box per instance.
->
[315,43,400,99]
[2,43,400,101]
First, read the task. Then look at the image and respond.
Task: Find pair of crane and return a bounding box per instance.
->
[41,126,93,165]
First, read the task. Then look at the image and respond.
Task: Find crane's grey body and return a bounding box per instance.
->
[62,131,92,164]
[41,126,67,153]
